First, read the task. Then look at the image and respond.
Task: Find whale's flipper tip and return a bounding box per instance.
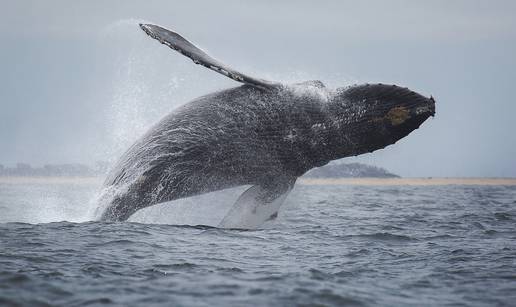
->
[218,178,295,229]
[139,23,160,37]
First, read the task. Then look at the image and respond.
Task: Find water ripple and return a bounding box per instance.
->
[0,184,515,306]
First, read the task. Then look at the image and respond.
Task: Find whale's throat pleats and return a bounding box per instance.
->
[139,24,280,91]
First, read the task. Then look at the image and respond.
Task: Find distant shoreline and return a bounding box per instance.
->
[299,178,516,186]
[0,176,103,185]
[1,176,516,186]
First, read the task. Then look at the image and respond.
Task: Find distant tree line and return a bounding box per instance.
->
[0,162,110,177]
[0,161,398,178]
[303,162,399,178]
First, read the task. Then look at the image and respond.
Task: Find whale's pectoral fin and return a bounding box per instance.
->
[139,23,279,91]
[218,178,296,229]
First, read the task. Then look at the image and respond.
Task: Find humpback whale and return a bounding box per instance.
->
[96,24,435,227]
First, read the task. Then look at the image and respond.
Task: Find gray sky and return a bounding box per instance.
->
[1,0,515,177]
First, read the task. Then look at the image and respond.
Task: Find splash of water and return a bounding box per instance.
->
[98,19,187,165]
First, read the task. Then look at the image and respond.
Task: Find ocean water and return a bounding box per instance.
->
[1,179,515,306]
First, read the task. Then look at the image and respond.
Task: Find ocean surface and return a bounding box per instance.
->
[1,178,515,306]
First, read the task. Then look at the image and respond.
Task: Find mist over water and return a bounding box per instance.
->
[100,20,192,163]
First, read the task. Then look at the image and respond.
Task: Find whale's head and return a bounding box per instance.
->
[328,83,435,157]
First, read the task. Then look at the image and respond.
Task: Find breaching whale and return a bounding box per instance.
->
[96,24,435,227]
